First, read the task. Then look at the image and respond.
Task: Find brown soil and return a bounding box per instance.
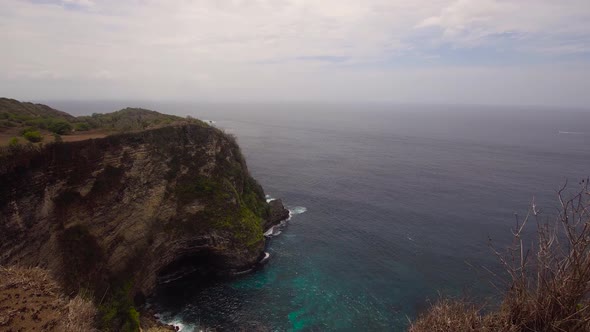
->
[0,267,100,332]
[0,267,68,332]
[0,129,109,146]
[60,131,109,142]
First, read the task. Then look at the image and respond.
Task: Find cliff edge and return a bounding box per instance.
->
[0,121,288,330]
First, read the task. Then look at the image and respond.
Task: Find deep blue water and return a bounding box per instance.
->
[50,102,590,331]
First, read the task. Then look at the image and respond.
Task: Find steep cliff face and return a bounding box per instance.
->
[0,124,282,302]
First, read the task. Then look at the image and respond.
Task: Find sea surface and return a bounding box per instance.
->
[51,102,590,331]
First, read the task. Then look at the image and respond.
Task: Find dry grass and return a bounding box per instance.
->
[410,298,519,332]
[411,180,590,332]
[0,266,98,332]
[0,266,61,295]
[58,295,99,332]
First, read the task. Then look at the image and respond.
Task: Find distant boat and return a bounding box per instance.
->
[558,131,585,135]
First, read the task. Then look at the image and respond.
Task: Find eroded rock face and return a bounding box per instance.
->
[0,124,287,298]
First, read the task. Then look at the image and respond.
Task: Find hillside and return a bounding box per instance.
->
[0,98,202,147]
[0,97,75,122]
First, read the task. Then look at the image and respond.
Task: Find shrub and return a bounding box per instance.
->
[48,120,72,135]
[75,122,90,131]
[23,129,43,142]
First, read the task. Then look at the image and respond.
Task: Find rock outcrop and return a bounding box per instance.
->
[266,199,291,230]
[0,123,288,329]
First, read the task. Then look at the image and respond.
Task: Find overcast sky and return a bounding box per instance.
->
[1,0,589,108]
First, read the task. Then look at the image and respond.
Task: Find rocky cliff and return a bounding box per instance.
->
[0,123,287,330]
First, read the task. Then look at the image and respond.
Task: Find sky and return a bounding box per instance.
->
[1,0,589,108]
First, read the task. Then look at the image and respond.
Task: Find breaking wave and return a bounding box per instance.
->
[265,194,276,203]
[286,206,307,221]
[155,313,196,332]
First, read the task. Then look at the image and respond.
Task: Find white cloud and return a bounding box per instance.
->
[417,0,590,52]
[62,0,94,7]
[0,0,589,107]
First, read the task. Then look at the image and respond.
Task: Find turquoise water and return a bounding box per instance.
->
[51,102,590,331]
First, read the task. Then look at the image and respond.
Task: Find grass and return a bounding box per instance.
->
[410,180,590,332]
[0,266,98,332]
[61,295,99,332]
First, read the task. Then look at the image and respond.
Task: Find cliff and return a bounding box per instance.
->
[0,122,288,330]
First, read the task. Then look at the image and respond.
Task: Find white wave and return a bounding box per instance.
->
[559,131,585,135]
[289,206,307,215]
[265,194,276,203]
[156,313,196,332]
[263,227,274,236]
[259,252,271,264]
[264,225,284,238]
[287,206,307,221]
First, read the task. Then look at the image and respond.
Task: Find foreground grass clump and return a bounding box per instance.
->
[411,180,590,332]
[0,266,98,332]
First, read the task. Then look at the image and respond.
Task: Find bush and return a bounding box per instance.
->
[75,122,90,131]
[48,120,72,135]
[23,130,43,142]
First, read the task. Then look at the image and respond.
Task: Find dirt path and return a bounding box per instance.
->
[0,130,109,146]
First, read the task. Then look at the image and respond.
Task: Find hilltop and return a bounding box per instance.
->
[0,98,202,147]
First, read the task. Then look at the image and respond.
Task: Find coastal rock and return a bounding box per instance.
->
[265,199,290,230]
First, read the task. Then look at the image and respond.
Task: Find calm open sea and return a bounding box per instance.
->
[50,102,590,331]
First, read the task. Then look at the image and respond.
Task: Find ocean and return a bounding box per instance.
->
[51,102,590,331]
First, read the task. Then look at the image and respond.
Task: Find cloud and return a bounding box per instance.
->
[62,0,94,7]
[0,0,589,107]
[417,0,590,54]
